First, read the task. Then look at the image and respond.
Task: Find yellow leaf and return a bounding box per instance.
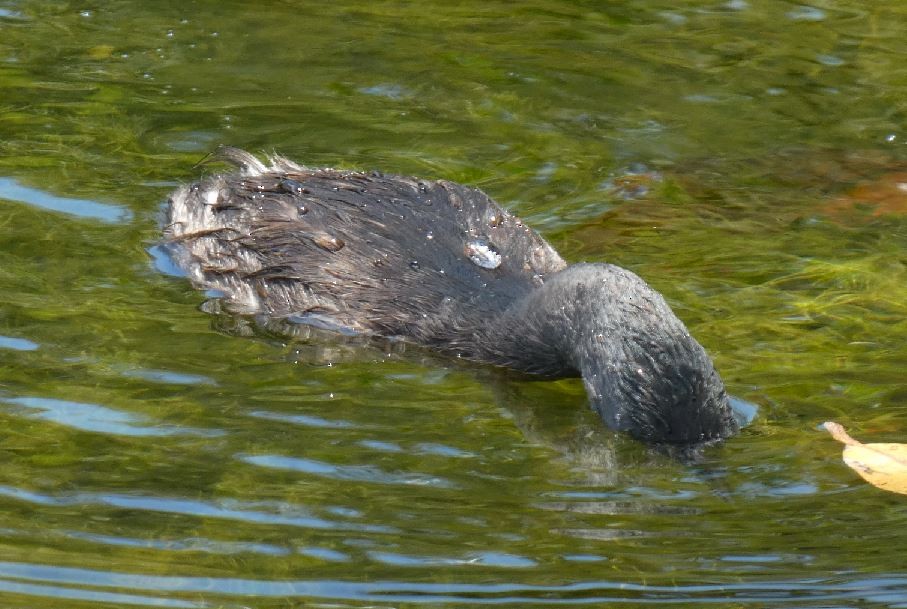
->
[823,421,907,495]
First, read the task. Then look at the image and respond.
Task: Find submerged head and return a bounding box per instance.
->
[538,264,738,445]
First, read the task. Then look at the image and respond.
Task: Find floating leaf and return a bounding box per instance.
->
[823,421,907,495]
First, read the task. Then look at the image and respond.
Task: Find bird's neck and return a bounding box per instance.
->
[466,263,737,444]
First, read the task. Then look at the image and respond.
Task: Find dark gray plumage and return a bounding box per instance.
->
[162,147,738,445]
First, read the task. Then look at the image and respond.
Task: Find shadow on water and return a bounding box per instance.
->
[198,296,759,472]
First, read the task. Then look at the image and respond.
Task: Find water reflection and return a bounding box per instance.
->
[0,178,132,223]
[64,530,292,557]
[120,368,217,386]
[247,409,355,429]
[240,454,457,488]
[0,335,38,351]
[0,559,905,605]
[0,578,199,609]
[0,396,221,437]
[0,485,392,533]
[1,0,906,607]
[368,550,537,568]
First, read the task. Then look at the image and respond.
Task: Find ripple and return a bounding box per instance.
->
[0,560,905,605]
[0,485,393,533]
[735,481,820,497]
[414,442,475,458]
[0,395,221,437]
[65,530,291,556]
[816,54,845,66]
[98,495,381,531]
[358,439,403,452]
[247,410,355,429]
[0,335,38,351]
[358,83,409,100]
[240,454,456,488]
[298,547,350,562]
[368,550,537,568]
[786,5,826,21]
[0,578,198,608]
[120,368,217,386]
[553,528,651,541]
[0,177,132,223]
[564,554,607,562]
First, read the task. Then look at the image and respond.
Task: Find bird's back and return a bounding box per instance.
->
[163,148,566,345]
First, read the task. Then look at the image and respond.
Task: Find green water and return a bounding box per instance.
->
[1,0,907,607]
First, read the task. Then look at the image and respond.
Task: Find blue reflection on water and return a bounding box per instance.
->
[121,368,217,386]
[247,410,355,429]
[0,178,132,223]
[0,560,905,605]
[65,530,291,557]
[147,245,186,277]
[369,550,537,568]
[0,335,39,351]
[298,547,351,562]
[240,454,456,488]
[0,485,394,533]
[0,578,198,608]
[0,396,221,437]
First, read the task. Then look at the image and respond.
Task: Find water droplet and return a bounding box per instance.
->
[312,233,344,252]
[465,238,502,270]
[409,260,420,270]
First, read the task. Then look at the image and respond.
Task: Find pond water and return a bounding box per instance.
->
[1,1,907,607]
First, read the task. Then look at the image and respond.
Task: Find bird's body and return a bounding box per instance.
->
[163,148,738,445]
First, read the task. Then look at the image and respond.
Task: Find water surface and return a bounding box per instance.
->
[1,1,907,607]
